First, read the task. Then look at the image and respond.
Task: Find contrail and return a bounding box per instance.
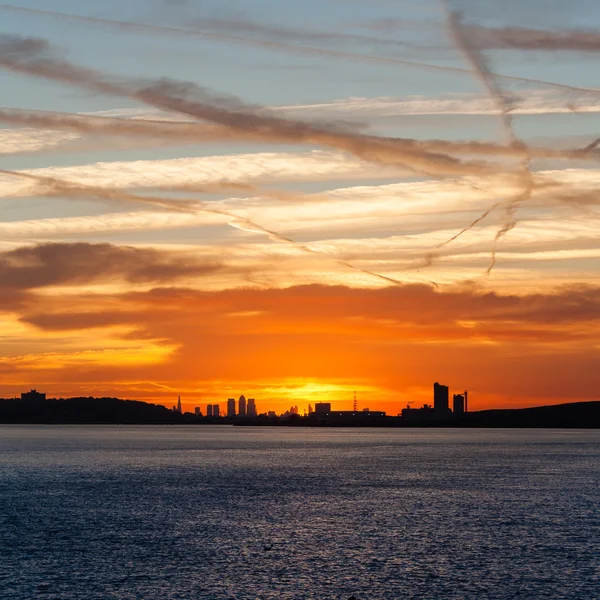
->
[1,3,600,95]
[0,108,264,142]
[0,168,196,213]
[0,36,503,178]
[2,108,599,163]
[465,24,600,52]
[0,168,408,288]
[445,7,535,274]
[447,10,516,145]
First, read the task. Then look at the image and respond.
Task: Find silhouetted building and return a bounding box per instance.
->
[267,411,277,418]
[177,396,182,414]
[314,402,331,415]
[227,398,236,417]
[21,389,46,402]
[453,394,465,415]
[213,405,220,417]
[402,404,435,420]
[239,395,246,417]
[207,404,213,417]
[247,398,257,417]
[195,407,201,416]
[308,404,313,415]
[434,382,450,417]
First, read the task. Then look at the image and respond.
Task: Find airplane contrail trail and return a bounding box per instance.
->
[2,107,599,163]
[0,168,410,288]
[0,35,503,179]
[465,24,600,52]
[445,6,535,275]
[1,3,600,96]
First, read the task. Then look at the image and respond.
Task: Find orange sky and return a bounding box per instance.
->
[3,5,600,415]
[2,258,599,415]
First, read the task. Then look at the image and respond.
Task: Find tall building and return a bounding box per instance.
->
[247,398,257,417]
[453,394,465,415]
[194,407,201,416]
[227,398,236,417]
[177,396,182,414]
[433,382,449,416]
[207,404,213,417]
[213,405,220,417]
[238,395,247,417]
[314,402,331,415]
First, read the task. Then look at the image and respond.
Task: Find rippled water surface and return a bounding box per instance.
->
[0,426,598,599]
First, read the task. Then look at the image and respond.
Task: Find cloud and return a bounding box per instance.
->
[0,127,80,154]
[3,281,600,409]
[0,150,401,199]
[4,106,600,164]
[0,35,521,178]
[274,91,600,117]
[0,242,226,290]
[14,283,600,350]
[1,4,598,94]
[466,24,600,52]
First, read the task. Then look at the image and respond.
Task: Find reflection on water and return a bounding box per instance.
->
[0,426,598,599]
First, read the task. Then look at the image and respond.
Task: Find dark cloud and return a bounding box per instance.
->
[465,24,600,52]
[0,242,224,290]
[18,282,600,334]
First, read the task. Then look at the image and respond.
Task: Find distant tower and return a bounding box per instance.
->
[464,390,468,413]
[353,391,358,412]
[453,393,465,415]
[177,396,182,414]
[247,398,257,417]
[239,395,247,417]
[213,405,220,417]
[207,404,213,417]
[194,407,201,416]
[433,382,449,416]
[227,398,236,417]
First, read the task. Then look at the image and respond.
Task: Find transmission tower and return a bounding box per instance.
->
[353,391,358,412]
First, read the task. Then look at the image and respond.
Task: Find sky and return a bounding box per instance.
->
[2,0,600,415]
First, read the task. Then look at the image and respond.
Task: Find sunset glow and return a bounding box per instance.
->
[2,1,600,414]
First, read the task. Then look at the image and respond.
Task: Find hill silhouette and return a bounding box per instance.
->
[0,397,598,427]
[0,396,195,424]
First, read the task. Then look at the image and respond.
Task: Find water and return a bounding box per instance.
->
[0,426,598,599]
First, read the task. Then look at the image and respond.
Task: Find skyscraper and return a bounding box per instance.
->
[433,382,449,416]
[194,407,201,416]
[247,398,257,417]
[213,405,220,417]
[177,396,182,414]
[453,394,465,415]
[207,404,213,417]
[239,395,246,417]
[227,398,236,417]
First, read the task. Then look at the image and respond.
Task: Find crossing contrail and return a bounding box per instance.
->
[1,3,600,95]
[0,168,409,288]
[0,35,502,178]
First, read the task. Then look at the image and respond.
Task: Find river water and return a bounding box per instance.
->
[0,426,598,599]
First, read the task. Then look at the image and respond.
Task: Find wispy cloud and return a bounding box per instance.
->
[0,35,505,178]
[465,24,600,52]
[1,3,597,94]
